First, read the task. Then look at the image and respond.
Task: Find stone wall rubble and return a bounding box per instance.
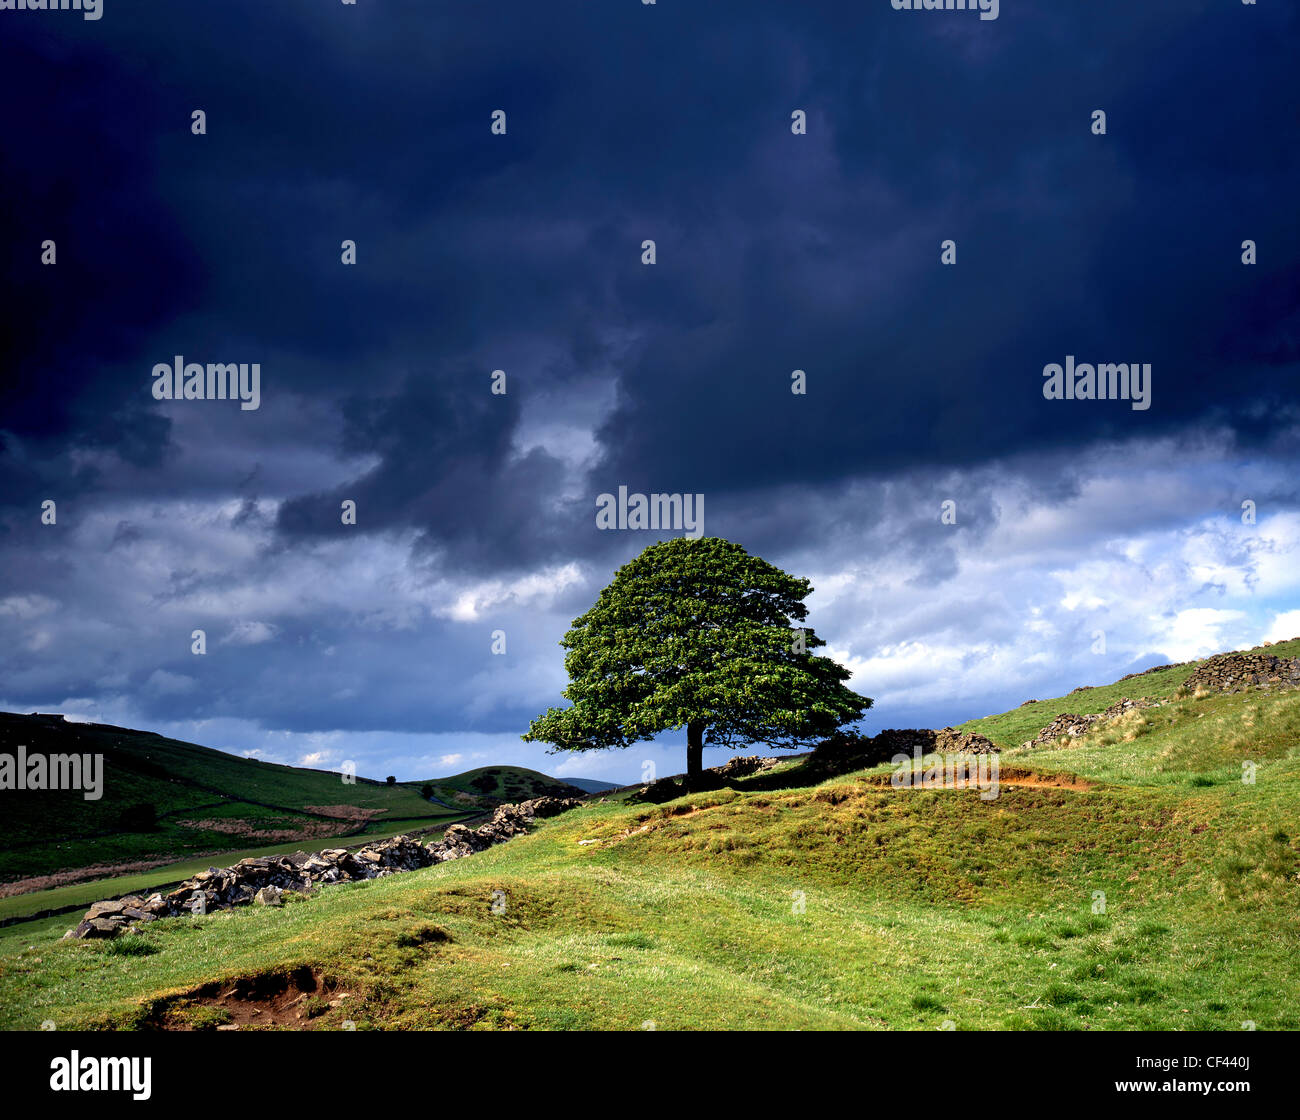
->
[65,795,583,940]
[1180,652,1300,695]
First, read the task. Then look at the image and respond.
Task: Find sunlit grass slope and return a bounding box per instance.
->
[3,674,1296,1031]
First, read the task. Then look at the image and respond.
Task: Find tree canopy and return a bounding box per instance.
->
[522,537,871,784]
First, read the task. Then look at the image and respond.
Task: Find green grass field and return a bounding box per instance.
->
[2,644,1296,1031]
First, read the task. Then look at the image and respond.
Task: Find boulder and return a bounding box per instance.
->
[86,918,123,938]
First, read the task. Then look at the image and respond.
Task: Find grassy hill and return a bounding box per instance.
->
[0,714,464,887]
[2,643,1298,1030]
[0,715,603,931]
[957,636,1300,749]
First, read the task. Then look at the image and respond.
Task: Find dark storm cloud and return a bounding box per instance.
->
[2,1,1299,774]
[4,1,1296,564]
[274,368,586,570]
[596,1,1300,495]
[0,27,200,507]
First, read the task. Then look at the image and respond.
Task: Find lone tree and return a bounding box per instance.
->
[522,537,871,787]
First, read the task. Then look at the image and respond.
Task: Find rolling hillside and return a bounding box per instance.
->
[0,716,591,907]
[0,714,462,887]
[2,640,1297,1030]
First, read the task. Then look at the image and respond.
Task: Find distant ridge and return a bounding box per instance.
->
[557,777,621,794]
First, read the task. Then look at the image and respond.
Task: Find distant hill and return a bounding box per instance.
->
[406,765,589,806]
[558,777,621,794]
[0,714,465,885]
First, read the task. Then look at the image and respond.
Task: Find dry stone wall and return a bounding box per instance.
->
[862,727,999,758]
[1181,652,1300,695]
[65,795,582,939]
[1020,697,1159,750]
[1019,648,1300,751]
[799,727,1000,780]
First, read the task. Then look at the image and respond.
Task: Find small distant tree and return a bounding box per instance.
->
[385,775,396,785]
[420,783,434,800]
[523,537,871,787]
[471,773,497,795]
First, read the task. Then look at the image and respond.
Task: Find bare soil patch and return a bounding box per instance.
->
[994,767,1096,790]
[154,966,354,1031]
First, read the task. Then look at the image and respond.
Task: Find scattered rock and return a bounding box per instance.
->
[64,917,122,940]
[254,886,283,906]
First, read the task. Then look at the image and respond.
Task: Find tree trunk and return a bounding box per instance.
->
[686,721,705,790]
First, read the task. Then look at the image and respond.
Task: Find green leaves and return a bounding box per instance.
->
[522,538,872,757]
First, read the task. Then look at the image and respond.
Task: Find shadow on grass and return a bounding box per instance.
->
[633,745,897,803]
